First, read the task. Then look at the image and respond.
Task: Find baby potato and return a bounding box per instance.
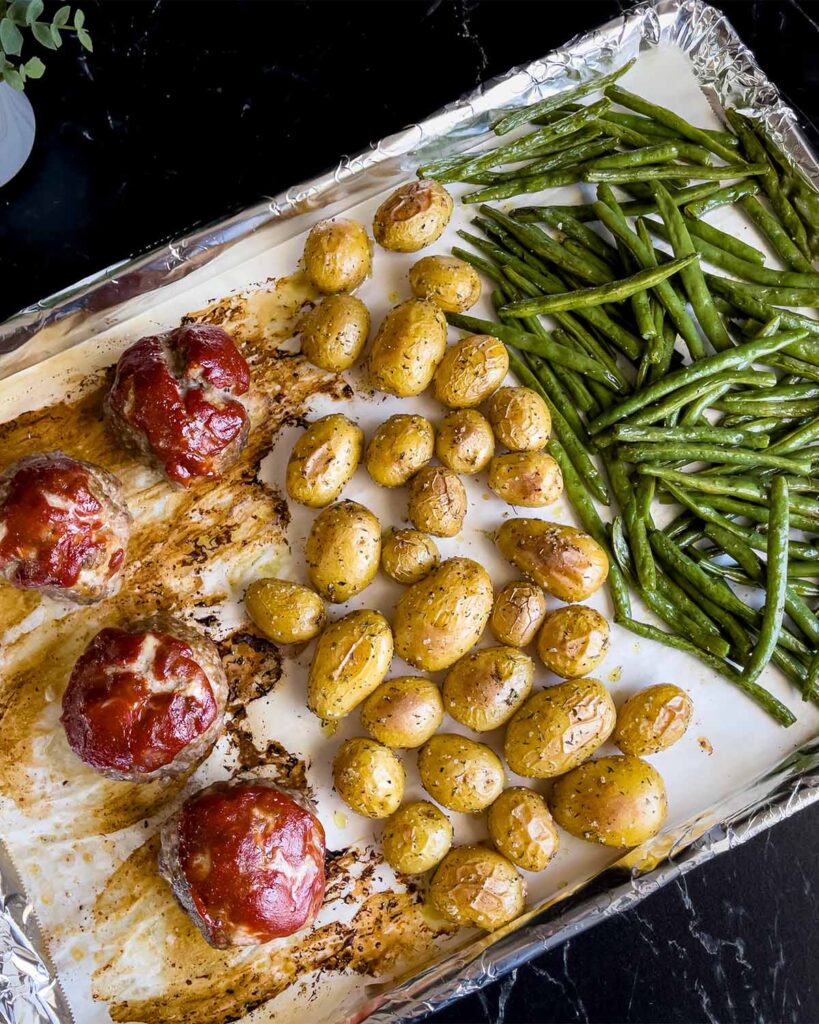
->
[488,451,563,508]
[435,409,495,475]
[305,500,380,603]
[442,646,534,732]
[368,299,448,397]
[408,255,481,312]
[382,800,453,875]
[429,846,524,931]
[487,788,559,872]
[613,684,693,756]
[299,294,370,372]
[407,466,467,538]
[307,609,393,721]
[360,676,444,748]
[303,217,372,293]
[333,737,405,819]
[487,386,552,452]
[365,414,434,488]
[537,605,610,677]
[393,557,493,671]
[373,179,454,253]
[432,334,509,409]
[286,413,363,508]
[549,755,668,848]
[418,734,505,813]
[381,529,440,585]
[504,678,616,779]
[496,518,610,602]
[490,580,548,648]
[245,578,326,644]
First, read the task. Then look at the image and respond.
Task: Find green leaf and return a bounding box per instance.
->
[23,53,44,77]
[77,25,91,51]
[52,4,69,27]
[3,65,24,90]
[7,0,33,26]
[31,19,56,48]
[50,22,61,46]
[73,7,84,29]
[26,0,44,24]
[0,16,24,55]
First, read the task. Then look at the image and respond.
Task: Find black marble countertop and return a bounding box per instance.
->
[3,2,819,1021]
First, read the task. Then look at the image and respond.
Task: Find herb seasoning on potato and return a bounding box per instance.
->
[381,800,453,875]
[299,294,370,372]
[286,414,363,508]
[332,738,405,819]
[613,684,693,756]
[487,788,560,872]
[442,646,534,732]
[373,179,454,253]
[408,254,481,312]
[435,409,495,475]
[488,451,563,507]
[380,528,440,585]
[245,578,326,645]
[429,846,524,931]
[305,500,381,603]
[432,334,509,408]
[360,676,443,748]
[496,518,610,602]
[303,217,371,293]
[307,609,393,721]
[490,580,548,647]
[537,605,610,677]
[418,734,505,813]
[407,466,467,537]
[365,414,434,488]
[487,386,552,452]
[367,299,448,397]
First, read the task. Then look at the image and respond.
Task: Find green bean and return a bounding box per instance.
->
[618,443,813,475]
[523,351,590,444]
[445,312,622,388]
[528,206,619,264]
[615,617,795,726]
[592,193,705,359]
[768,416,819,455]
[740,195,815,273]
[492,60,634,136]
[627,372,776,427]
[547,438,630,617]
[587,143,680,169]
[661,482,771,551]
[561,238,620,283]
[463,163,592,205]
[601,453,656,591]
[705,277,819,354]
[740,476,789,687]
[515,184,723,224]
[500,254,697,318]
[594,117,655,149]
[787,559,819,578]
[701,493,819,534]
[478,205,611,285]
[683,180,760,218]
[591,109,740,149]
[586,329,807,434]
[422,98,612,183]
[612,424,770,448]
[472,130,608,184]
[583,162,767,184]
[725,109,811,260]
[804,654,819,703]
[605,86,742,164]
[651,183,732,352]
[669,566,752,662]
[767,355,819,383]
[712,398,819,418]
[686,218,767,266]
[640,585,729,656]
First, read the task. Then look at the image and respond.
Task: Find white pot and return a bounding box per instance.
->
[0,81,35,187]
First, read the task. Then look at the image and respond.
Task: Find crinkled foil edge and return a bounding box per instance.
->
[2,1,819,1021]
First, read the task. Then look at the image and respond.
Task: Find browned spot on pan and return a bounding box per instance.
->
[93,836,453,1024]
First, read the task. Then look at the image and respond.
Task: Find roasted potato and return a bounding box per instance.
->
[333,738,405,819]
[418,734,505,813]
[496,518,609,602]
[303,217,371,293]
[299,294,370,372]
[613,684,693,756]
[537,605,610,677]
[381,800,453,875]
[487,386,552,452]
[373,180,454,253]
[429,846,525,931]
[244,578,326,644]
[393,557,493,671]
[488,452,563,508]
[305,500,380,603]
[380,529,440,585]
[490,580,548,648]
[360,676,443,748]
[432,334,509,409]
[549,755,668,847]
[435,409,495,475]
[368,299,448,397]
[487,788,559,872]
[442,646,534,732]
[286,414,363,508]
[307,610,393,720]
[408,255,481,312]
[407,466,467,538]
[504,678,616,779]
[365,414,434,488]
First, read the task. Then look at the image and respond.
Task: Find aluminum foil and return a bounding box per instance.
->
[2,0,819,1021]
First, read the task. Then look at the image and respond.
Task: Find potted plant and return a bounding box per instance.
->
[0,0,91,185]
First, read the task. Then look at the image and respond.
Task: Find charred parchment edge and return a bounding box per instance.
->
[1,1,819,1022]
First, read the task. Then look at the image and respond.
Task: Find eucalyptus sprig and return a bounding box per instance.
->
[0,0,91,91]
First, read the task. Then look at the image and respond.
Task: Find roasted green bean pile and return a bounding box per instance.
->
[421,60,819,725]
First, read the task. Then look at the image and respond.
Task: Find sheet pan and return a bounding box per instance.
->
[2,2,819,1022]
